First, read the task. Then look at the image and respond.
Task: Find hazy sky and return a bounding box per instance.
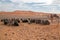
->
[0,0,60,13]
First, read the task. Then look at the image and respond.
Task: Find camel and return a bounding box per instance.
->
[50,14,59,23]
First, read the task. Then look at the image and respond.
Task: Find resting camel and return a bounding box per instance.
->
[50,14,59,23]
[1,18,20,26]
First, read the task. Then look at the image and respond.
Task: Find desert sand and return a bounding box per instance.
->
[0,11,60,40]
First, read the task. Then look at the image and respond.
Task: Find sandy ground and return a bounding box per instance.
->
[0,11,60,40]
[0,22,60,40]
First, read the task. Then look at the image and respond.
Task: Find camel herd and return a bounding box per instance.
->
[0,18,50,26]
[1,18,20,26]
[0,14,59,26]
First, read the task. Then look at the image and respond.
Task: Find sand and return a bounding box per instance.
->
[0,22,60,40]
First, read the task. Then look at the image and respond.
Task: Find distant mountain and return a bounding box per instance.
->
[0,10,51,14]
[0,10,52,17]
[1,10,59,19]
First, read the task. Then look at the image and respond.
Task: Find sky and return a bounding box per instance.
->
[0,0,60,13]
